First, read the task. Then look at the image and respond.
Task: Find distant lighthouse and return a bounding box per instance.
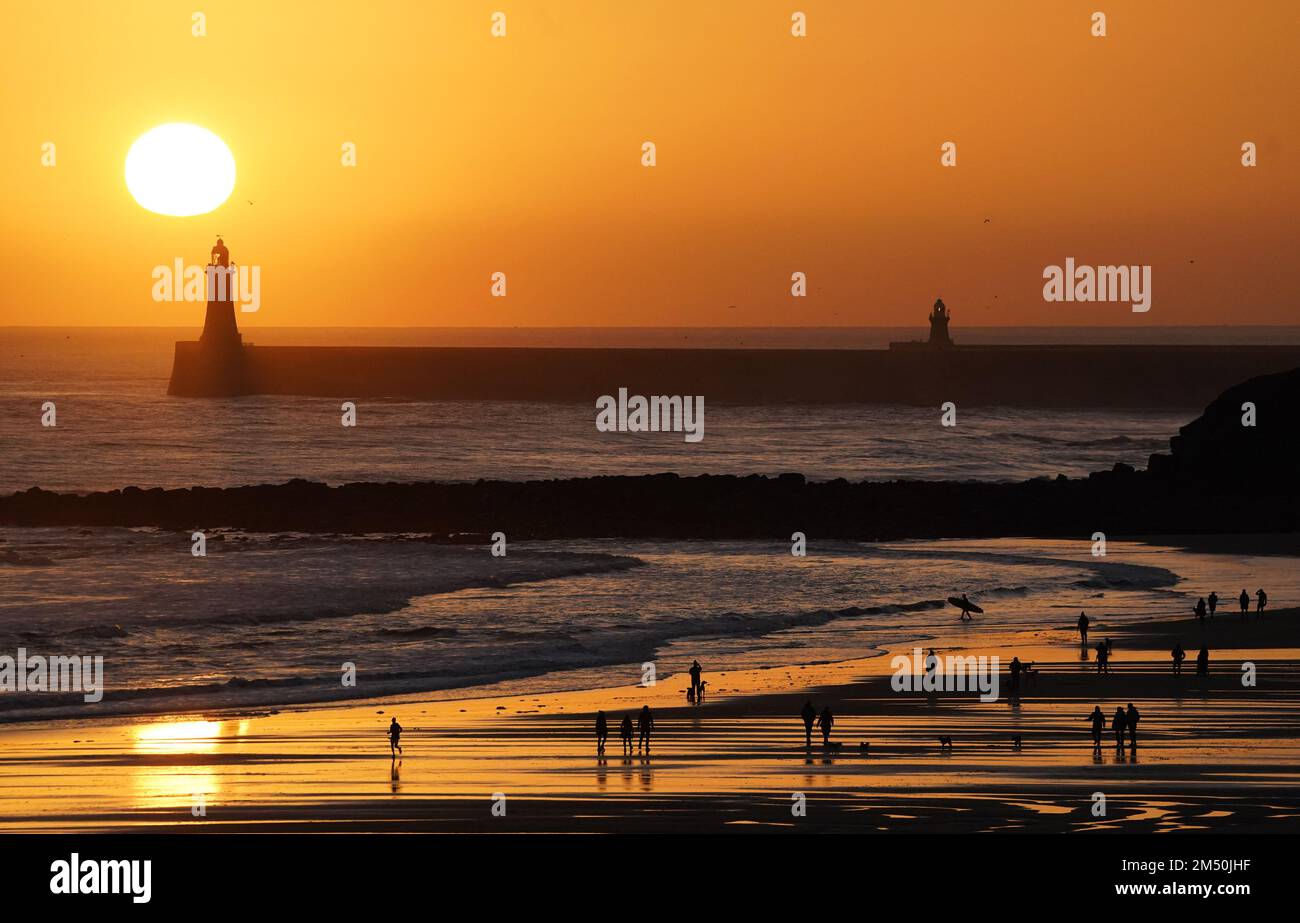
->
[928,297,953,347]
[887,298,956,350]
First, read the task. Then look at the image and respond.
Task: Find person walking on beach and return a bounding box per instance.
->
[1125,703,1141,749]
[1171,642,1185,675]
[800,700,817,747]
[1240,589,1250,617]
[1208,591,1219,618]
[388,717,403,757]
[1111,706,1127,748]
[688,659,703,703]
[1009,656,1023,693]
[1194,597,1207,622]
[1196,645,1209,675]
[637,705,654,752]
[1078,612,1089,646]
[817,705,834,746]
[1095,641,1110,674]
[1087,705,1105,749]
[925,648,938,677]
[1256,588,1268,614]
[619,714,634,755]
[595,710,608,754]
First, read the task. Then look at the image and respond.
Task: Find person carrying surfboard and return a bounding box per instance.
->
[953,593,978,621]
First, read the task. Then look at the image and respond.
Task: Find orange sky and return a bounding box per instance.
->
[2,0,1296,328]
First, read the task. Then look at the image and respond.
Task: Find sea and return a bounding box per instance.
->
[2,326,1297,722]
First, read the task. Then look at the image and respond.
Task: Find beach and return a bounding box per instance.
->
[3,603,1296,834]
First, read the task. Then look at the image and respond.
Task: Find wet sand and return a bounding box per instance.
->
[1,610,1298,833]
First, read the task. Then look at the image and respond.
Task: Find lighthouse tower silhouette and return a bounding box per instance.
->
[927,297,953,347]
[200,237,242,349]
[167,237,245,396]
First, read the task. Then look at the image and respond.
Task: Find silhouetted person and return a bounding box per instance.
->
[595,710,608,754]
[1095,642,1109,674]
[388,717,403,756]
[1207,591,1219,618]
[689,660,703,701]
[1112,707,1127,748]
[925,648,938,676]
[637,705,654,752]
[817,706,834,746]
[1194,597,1207,622]
[1009,656,1022,692]
[1196,645,1209,675]
[619,714,633,755]
[1171,642,1185,675]
[1087,705,1105,749]
[1078,612,1089,645]
[1125,703,1140,749]
[958,593,975,621]
[800,700,816,747]
[1256,588,1267,613]
[1239,589,1249,616]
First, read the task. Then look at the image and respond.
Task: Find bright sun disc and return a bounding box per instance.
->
[125,123,235,217]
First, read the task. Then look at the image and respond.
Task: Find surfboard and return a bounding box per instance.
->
[948,596,984,614]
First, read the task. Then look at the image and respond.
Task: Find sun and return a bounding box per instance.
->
[125,123,236,217]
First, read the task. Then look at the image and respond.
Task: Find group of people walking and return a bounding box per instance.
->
[1194,588,1266,620]
[1086,703,1141,750]
[595,705,656,755]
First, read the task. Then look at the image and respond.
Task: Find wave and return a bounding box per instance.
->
[859,545,1179,593]
[0,594,949,722]
[1004,433,1140,448]
[4,551,645,645]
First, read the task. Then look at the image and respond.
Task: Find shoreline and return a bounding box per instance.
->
[2,531,1295,729]
[3,603,1297,833]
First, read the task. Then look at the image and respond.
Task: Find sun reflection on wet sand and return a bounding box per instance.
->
[128,719,241,809]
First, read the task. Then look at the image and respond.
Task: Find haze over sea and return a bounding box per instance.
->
[7,326,1298,492]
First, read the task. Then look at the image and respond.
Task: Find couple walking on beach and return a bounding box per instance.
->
[1170,643,1212,676]
[1087,703,1140,750]
[800,700,834,747]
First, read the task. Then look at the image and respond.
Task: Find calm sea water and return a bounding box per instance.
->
[1,325,1273,491]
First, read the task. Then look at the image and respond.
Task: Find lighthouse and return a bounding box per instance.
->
[200,237,242,349]
[167,238,246,396]
[928,297,953,347]
[887,298,957,350]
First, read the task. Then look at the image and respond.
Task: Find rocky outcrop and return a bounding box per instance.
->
[1147,365,1300,493]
